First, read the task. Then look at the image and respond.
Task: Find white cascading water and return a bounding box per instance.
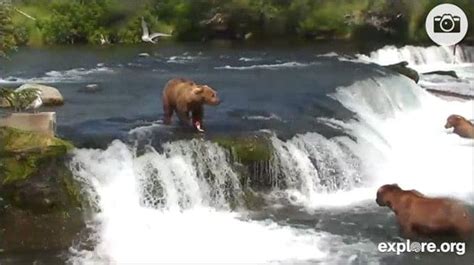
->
[69,139,371,264]
[357,45,474,67]
[357,45,474,97]
[269,74,473,209]
[334,75,473,198]
[270,133,365,207]
[68,46,473,263]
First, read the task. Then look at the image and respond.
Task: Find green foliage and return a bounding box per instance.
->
[38,0,110,44]
[0,88,40,112]
[8,0,474,45]
[0,1,16,56]
[0,88,14,106]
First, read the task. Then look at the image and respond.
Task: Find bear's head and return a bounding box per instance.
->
[445,114,468,129]
[191,84,221,106]
[376,184,402,207]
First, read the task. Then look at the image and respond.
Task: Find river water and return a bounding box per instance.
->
[0,43,473,264]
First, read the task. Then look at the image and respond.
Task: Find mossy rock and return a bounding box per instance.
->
[0,126,73,154]
[214,135,272,165]
[0,127,85,252]
[214,135,276,191]
[0,207,85,252]
[0,127,81,211]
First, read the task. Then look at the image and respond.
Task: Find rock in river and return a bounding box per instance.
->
[16,83,65,106]
[0,127,85,252]
[384,61,419,83]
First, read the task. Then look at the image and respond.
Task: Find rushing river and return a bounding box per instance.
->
[0,43,473,264]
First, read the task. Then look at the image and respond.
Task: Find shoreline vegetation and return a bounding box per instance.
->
[1,0,473,51]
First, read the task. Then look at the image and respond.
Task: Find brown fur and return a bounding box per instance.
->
[445,114,474,139]
[162,78,220,130]
[376,184,473,240]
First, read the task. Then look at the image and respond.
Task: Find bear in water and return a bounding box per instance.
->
[445,114,474,139]
[376,184,473,240]
[162,78,220,132]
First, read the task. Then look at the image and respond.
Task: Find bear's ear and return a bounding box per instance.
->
[192,86,204,94]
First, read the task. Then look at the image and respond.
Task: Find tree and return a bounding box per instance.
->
[0,0,16,57]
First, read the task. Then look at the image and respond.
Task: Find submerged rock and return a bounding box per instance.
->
[16,83,64,106]
[384,61,419,83]
[0,127,84,252]
[79,83,102,93]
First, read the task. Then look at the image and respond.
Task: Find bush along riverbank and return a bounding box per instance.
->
[0,127,86,253]
[5,0,474,47]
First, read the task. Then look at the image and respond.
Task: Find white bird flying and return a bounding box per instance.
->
[141,17,172,44]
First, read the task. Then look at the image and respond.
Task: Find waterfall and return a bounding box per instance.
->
[357,45,474,66]
[68,140,339,264]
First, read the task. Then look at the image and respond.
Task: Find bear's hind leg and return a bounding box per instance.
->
[177,110,191,127]
[163,98,174,125]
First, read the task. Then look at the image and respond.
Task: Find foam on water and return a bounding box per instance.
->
[166,53,204,64]
[238,57,263,62]
[215,61,318,70]
[243,113,284,121]
[0,66,113,84]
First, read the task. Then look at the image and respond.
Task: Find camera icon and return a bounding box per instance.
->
[433,13,461,33]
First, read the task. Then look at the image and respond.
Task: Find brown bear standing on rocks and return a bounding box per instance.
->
[376,184,473,240]
[445,114,474,139]
[162,78,220,132]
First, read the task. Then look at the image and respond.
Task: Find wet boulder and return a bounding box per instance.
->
[16,83,64,106]
[0,127,84,252]
[422,70,459,79]
[384,61,419,83]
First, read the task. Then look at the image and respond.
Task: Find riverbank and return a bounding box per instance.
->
[6,0,474,48]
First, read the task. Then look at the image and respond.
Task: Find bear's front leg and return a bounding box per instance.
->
[192,106,204,132]
[399,222,417,239]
